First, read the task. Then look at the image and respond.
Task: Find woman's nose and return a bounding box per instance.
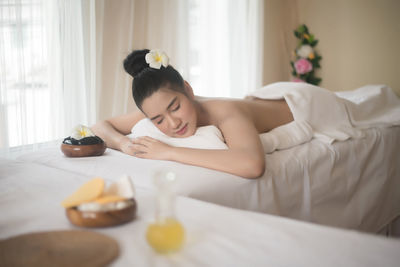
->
[166,114,181,129]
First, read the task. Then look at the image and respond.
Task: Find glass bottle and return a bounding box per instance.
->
[146,171,185,253]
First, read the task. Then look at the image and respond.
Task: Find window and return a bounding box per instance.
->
[1,0,92,152]
[0,0,51,147]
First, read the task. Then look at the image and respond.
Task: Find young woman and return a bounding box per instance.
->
[91,49,294,178]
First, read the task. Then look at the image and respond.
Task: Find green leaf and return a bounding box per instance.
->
[297,25,306,33]
[300,73,309,79]
[311,40,319,46]
[310,77,322,85]
[307,75,322,85]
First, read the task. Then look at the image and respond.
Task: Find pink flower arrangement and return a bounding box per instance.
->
[294,58,313,74]
[290,24,322,85]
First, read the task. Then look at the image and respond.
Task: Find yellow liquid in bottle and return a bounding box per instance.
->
[146,218,185,253]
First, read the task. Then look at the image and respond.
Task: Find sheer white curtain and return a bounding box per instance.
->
[185,0,264,98]
[0,0,95,157]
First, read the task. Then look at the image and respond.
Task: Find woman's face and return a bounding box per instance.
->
[141,84,197,138]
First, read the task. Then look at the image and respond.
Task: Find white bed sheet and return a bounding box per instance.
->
[1,158,400,267]
[16,126,400,233]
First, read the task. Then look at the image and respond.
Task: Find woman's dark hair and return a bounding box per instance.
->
[123,49,185,110]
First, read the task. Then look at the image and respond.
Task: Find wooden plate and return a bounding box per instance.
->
[0,230,119,267]
[66,199,137,228]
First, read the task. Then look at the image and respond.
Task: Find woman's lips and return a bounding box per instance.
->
[176,123,188,136]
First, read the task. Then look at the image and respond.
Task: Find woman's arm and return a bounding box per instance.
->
[91,111,145,155]
[133,114,265,179]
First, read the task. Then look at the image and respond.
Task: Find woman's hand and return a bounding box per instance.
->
[131,136,173,160]
[119,137,139,156]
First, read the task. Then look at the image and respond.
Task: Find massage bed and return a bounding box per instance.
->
[15,123,400,235]
[1,158,399,266]
[15,83,400,234]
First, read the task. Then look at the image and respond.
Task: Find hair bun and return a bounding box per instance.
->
[123,49,150,77]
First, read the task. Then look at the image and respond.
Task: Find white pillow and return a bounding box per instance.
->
[129,118,313,154]
[129,119,228,150]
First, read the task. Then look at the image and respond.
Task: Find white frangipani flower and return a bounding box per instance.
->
[145,49,169,69]
[71,124,95,140]
[296,45,314,58]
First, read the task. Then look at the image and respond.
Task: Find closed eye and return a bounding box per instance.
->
[172,104,180,112]
[156,119,164,125]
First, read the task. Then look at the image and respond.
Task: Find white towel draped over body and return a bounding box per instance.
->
[248,82,400,145]
[130,82,400,154]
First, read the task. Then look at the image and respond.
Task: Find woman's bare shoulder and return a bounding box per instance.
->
[198,96,242,108]
[199,98,248,125]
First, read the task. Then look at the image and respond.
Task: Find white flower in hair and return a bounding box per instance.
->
[71,124,95,140]
[145,49,169,69]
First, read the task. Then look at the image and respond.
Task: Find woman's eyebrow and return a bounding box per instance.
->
[150,97,178,121]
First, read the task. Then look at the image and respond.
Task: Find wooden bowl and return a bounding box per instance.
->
[66,199,137,228]
[61,143,106,157]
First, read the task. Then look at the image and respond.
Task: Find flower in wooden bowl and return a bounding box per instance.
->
[61,125,106,157]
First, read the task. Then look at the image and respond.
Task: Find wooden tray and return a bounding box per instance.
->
[0,230,119,267]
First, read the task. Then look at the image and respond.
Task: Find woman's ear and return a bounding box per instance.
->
[183,81,195,99]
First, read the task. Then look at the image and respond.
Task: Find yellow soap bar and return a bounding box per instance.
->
[61,177,105,208]
[95,195,126,204]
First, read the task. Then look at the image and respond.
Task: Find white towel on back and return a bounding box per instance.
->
[247,82,400,144]
[247,82,364,143]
